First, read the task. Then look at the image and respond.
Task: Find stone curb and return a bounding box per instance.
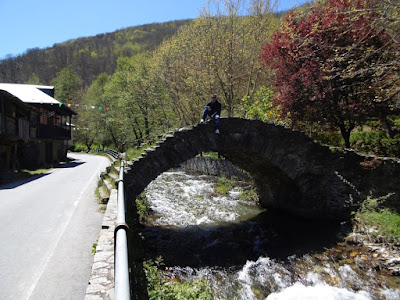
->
[85,189,117,300]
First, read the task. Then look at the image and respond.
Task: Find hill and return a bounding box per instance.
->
[0,19,192,88]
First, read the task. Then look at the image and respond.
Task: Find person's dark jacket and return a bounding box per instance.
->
[205,100,222,116]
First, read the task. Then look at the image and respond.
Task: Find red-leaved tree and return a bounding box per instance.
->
[261,0,398,147]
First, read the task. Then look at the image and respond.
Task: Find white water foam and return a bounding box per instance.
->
[235,257,379,300]
[144,169,400,300]
[266,283,372,300]
[145,170,258,227]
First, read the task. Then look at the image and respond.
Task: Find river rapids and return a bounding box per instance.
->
[139,168,400,299]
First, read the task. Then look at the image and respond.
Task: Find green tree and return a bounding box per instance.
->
[153,0,279,124]
[75,73,110,150]
[242,86,290,126]
[26,73,40,85]
[106,54,177,146]
[51,66,82,103]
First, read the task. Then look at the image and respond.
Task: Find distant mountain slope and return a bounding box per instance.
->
[0,19,192,87]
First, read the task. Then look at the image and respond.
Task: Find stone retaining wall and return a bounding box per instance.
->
[180,156,250,180]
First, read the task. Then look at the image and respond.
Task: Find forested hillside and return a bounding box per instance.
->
[0,0,398,159]
[0,20,191,87]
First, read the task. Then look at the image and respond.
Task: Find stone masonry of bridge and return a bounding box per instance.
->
[124,118,400,220]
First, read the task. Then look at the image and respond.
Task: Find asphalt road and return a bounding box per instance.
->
[0,153,111,300]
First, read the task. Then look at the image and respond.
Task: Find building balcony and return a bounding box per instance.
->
[38,124,71,140]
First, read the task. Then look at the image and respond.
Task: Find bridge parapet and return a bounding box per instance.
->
[124,118,400,220]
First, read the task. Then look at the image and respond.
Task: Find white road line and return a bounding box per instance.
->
[24,160,105,300]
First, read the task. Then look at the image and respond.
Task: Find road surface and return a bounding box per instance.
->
[0,153,111,300]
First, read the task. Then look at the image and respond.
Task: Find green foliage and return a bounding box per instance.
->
[136,193,151,223]
[51,66,81,103]
[241,87,291,126]
[199,152,219,159]
[143,257,213,300]
[353,194,400,245]
[242,87,273,121]
[350,131,400,158]
[70,142,88,152]
[313,132,345,147]
[216,177,236,195]
[153,1,279,123]
[314,130,400,158]
[26,73,40,84]
[0,20,191,87]
[126,147,147,160]
[239,187,259,203]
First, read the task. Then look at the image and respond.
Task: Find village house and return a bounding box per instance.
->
[0,83,76,173]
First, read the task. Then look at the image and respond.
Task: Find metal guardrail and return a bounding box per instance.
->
[105,148,122,159]
[115,161,131,299]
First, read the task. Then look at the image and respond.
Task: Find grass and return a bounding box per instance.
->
[361,209,400,244]
[215,177,259,203]
[353,194,400,245]
[239,187,259,203]
[200,152,220,159]
[215,177,236,194]
[126,143,157,161]
[12,168,52,182]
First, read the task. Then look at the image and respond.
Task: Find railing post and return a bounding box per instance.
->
[115,161,130,300]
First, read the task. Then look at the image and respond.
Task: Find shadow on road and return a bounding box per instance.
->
[57,161,86,169]
[0,173,50,190]
[0,159,86,190]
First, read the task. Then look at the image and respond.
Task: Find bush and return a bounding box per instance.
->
[215,177,235,195]
[239,187,259,203]
[314,132,345,147]
[314,130,400,158]
[136,193,151,223]
[350,131,400,158]
[69,143,88,152]
[143,257,213,300]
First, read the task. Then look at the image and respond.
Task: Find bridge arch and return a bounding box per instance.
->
[124,118,400,219]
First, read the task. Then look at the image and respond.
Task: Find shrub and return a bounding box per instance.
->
[314,132,345,147]
[70,142,88,152]
[136,193,151,223]
[216,177,235,195]
[353,194,400,245]
[350,131,400,158]
[143,257,213,300]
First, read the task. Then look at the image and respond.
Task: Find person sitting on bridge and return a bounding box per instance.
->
[200,94,221,134]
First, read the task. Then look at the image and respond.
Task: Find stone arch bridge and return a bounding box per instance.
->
[124,118,400,219]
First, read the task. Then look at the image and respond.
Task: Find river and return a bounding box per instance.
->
[139,168,400,299]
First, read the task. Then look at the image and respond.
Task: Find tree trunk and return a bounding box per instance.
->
[380,116,394,139]
[108,126,118,149]
[339,126,352,149]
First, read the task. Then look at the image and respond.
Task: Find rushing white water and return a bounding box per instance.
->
[146,170,262,227]
[143,169,400,300]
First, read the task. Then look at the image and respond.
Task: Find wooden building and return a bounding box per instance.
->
[0,83,76,171]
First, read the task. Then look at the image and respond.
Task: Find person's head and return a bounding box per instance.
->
[211,94,217,102]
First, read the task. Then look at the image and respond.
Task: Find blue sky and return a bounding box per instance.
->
[0,0,307,60]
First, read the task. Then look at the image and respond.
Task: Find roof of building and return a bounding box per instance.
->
[0,83,58,104]
[0,83,76,115]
